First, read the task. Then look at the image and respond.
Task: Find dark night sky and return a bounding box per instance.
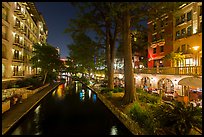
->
[35,2,77,59]
[35,2,147,59]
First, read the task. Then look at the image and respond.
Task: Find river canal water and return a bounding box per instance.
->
[9,81,133,135]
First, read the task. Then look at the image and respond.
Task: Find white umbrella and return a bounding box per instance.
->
[178,77,202,89]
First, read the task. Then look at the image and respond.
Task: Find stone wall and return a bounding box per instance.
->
[96,92,145,135]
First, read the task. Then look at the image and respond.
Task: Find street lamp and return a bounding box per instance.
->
[192,46,199,74]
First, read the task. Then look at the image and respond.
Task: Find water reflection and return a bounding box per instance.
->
[79,89,85,101]
[110,125,118,135]
[34,105,41,135]
[9,81,132,135]
[52,84,65,100]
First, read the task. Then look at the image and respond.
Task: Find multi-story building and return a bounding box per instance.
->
[2,2,48,78]
[147,2,202,68]
[147,12,174,68]
[173,2,202,67]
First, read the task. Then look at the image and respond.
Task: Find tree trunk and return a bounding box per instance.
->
[106,24,114,90]
[43,71,48,85]
[122,5,137,105]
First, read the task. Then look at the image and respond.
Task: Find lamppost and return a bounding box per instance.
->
[192,46,199,74]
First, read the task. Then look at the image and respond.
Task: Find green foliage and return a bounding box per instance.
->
[136,88,147,94]
[112,87,124,93]
[66,32,105,76]
[129,102,149,128]
[163,52,185,67]
[138,93,160,104]
[153,101,202,135]
[100,87,113,98]
[30,43,64,84]
[16,79,31,88]
[100,87,111,94]
[79,76,90,85]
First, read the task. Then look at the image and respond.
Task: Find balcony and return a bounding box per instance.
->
[176,19,187,27]
[13,71,24,77]
[134,66,202,76]
[13,41,24,48]
[13,56,23,62]
[13,24,21,31]
[151,38,165,45]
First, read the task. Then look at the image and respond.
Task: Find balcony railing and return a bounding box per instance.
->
[114,66,202,76]
[13,71,24,76]
[134,66,202,76]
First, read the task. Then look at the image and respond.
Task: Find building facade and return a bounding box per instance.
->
[173,2,202,67]
[147,2,202,68]
[2,2,48,78]
[147,12,173,68]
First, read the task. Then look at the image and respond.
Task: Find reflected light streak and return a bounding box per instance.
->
[88,89,91,99]
[110,125,118,135]
[79,90,85,101]
[92,94,97,103]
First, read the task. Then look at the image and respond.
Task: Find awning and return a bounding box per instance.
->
[178,77,202,88]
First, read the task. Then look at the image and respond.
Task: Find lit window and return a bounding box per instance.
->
[161,20,164,28]
[153,48,156,54]
[187,11,192,21]
[185,58,193,66]
[153,23,157,31]
[181,14,185,23]
[152,34,157,42]
[187,26,192,36]
[176,17,180,26]
[165,17,168,26]
[181,28,186,36]
[160,46,164,52]
[176,30,180,39]
[200,6,202,16]
[16,3,21,10]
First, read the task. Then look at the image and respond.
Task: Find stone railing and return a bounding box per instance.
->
[94,91,146,135]
[2,84,50,114]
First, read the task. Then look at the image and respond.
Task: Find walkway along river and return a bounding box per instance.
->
[7,81,133,135]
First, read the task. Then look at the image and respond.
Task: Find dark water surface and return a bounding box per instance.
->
[9,81,133,135]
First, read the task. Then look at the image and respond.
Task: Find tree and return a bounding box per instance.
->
[163,52,185,67]
[67,32,105,79]
[65,2,185,105]
[117,2,185,104]
[153,101,202,135]
[30,43,63,85]
[65,2,120,90]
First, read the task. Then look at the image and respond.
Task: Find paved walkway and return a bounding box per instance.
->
[2,82,61,135]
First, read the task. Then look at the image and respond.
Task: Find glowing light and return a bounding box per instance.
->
[92,94,97,103]
[12,32,16,37]
[88,89,91,99]
[192,46,199,51]
[110,126,118,135]
[34,105,41,114]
